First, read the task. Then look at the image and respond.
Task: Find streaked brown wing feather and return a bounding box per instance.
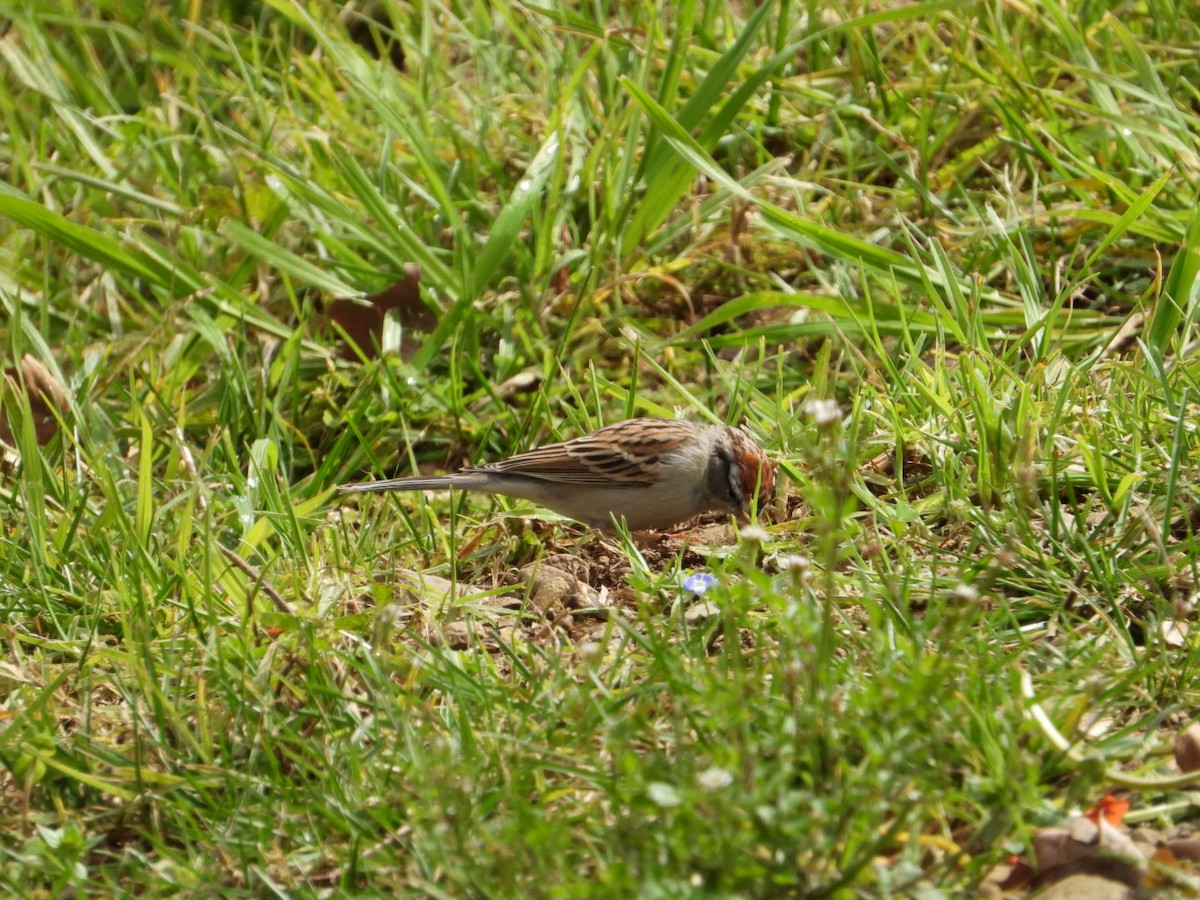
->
[470,442,616,484]
[465,419,697,486]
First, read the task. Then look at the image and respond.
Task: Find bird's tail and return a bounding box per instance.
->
[336,473,486,495]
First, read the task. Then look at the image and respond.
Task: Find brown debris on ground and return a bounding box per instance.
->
[0,354,70,446]
[359,512,769,666]
[324,263,434,360]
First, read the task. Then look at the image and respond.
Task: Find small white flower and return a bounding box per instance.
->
[647,782,682,807]
[740,525,769,545]
[804,398,843,427]
[578,641,603,664]
[953,583,979,602]
[779,554,810,574]
[696,766,735,791]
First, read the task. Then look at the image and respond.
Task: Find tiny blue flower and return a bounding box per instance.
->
[682,572,718,595]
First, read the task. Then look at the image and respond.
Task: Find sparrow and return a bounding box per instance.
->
[337,417,775,532]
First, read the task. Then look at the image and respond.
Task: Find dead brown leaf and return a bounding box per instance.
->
[0,354,70,446]
[1174,722,1200,774]
[326,263,433,359]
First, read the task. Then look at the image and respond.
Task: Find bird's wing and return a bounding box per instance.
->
[466,420,694,486]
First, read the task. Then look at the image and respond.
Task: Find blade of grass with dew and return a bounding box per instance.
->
[471,130,561,299]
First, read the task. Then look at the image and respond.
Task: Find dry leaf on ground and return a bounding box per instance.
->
[326,263,433,359]
[0,354,70,446]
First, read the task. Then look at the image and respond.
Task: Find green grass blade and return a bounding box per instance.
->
[1146,199,1200,358]
[221,218,362,298]
[0,194,163,284]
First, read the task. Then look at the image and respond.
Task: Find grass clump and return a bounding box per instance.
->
[3,0,1200,895]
